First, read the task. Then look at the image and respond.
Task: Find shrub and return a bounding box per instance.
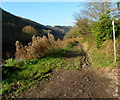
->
[22,25,37,35]
[92,13,118,48]
[15,33,56,60]
[64,18,92,39]
[76,18,92,35]
[64,27,80,39]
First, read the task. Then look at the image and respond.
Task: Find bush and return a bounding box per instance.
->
[22,25,37,35]
[92,13,117,48]
[64,18,92,39]
[64,27,80,39]
[76,18,92,35]
[15,33,56,60]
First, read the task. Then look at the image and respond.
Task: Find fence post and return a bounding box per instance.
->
[112,20,116,63]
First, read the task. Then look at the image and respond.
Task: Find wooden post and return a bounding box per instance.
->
[112,20,116,63]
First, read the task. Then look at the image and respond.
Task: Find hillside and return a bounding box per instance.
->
[47,25,72,38]
[2,9,72,59]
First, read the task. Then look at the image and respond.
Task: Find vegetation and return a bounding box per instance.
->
[65,2,120,48]
[80,34,119,69]
[64,2,120,68]
[76,2,112,21]
[64,18,92,39]
[2,38,83,99]
[47,25,72,39]
[2,2,120,99]
[22,25,37,35]
[92,13,117,48]
[2,57,60,98]
[64,27,80,39]
[76,18,92,36]
[15,33,56,60]
[2,8,71,60]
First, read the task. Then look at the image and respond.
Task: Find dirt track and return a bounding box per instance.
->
[21,68,116,98]
[20,45,118,99]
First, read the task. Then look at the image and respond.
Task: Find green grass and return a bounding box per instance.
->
[2,57,63,98]
[90,51,113,67]
[2,43,82,99]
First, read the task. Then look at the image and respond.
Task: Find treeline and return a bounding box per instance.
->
[64,2,120,48]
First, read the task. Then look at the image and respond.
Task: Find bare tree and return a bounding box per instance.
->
[75,2,116,21]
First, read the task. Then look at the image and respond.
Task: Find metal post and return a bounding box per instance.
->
[112,20,116,63]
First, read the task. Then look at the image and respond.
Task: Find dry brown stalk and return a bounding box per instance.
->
[15,33,56,60]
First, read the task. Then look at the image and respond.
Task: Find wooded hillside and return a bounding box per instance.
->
[2,9,72,59]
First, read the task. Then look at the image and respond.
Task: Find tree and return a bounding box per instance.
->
[75,18,92,35]
[83,2,112,21]
[73,2,113,37]
[75,1,118,21]
[92,12,118,48]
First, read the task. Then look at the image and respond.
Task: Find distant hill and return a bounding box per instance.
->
[2,8,72,59]
[47,25,72,38]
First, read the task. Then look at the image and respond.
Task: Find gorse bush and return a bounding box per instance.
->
[92,13,117,48]
[15,33,56,60]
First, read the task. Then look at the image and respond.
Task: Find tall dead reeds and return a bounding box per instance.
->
[15,33,56,60]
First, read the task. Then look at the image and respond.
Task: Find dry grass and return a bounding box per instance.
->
[15,33,57,60]
[61,38,83,48]
[80,35,119,69]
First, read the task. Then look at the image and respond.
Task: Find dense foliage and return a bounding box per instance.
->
[92,13,117,48]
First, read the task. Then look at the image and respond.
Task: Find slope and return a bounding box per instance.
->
[2,8,72,59]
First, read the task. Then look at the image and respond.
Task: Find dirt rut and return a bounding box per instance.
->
[20,45,117,98]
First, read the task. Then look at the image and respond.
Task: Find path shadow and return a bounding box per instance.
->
[62,50,84,58]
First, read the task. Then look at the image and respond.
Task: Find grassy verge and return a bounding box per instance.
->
[2,40,82,99]
[80,34,119,69]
